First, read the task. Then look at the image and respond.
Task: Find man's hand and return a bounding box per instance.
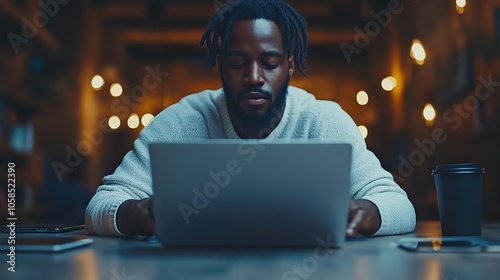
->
[116,197,156,236]
[346,199,381,237]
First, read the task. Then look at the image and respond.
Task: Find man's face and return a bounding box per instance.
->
[218,19,295,132]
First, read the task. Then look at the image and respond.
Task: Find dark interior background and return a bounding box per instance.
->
[1,0,499,224]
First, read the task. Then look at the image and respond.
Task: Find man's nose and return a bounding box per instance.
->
[244,62,265,86]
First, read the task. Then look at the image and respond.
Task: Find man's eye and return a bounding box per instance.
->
[229,63,245,68]
[263,64,279,70]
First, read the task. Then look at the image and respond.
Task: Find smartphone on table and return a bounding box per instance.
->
[397,237,500,253]
[0,237,93,252]
[1,224,85,233]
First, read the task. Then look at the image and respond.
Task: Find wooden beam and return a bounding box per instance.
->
[100,3,343,19]
[0,0,59,51]
[115,28,356,46]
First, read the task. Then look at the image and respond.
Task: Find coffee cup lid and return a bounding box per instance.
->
[432,162,485,175]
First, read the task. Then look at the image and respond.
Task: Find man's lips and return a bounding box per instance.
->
[240,92,269,106]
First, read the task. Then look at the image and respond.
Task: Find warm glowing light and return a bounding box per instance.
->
[127,113,140,129]
[456,0,466,8]
[423,103,436,121]
[432,240,442,251]
[456,5,464,14]
[110,83,123,97]
[381,76,397,91]
[356,91,369,105]
[358,125,368,139]
[141,113,155,126]
[91,75,104,90]
[410,39,426,65]
[108,116,120,129]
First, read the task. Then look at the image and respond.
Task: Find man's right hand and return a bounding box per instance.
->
[116,197,156,236]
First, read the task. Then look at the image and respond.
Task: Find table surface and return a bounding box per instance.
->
[1,221,500,280]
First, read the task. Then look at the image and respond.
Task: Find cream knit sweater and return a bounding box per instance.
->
[85,86,416,236]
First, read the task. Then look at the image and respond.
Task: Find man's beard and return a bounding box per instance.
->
[223,75,290,135]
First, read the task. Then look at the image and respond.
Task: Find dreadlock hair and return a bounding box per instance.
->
[200,0,309,76]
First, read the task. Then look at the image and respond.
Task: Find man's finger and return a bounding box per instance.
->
[346,208,366,236]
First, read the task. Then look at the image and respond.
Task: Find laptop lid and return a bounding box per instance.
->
[150,140,352,247]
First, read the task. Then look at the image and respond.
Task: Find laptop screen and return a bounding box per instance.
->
[150,140,352,247]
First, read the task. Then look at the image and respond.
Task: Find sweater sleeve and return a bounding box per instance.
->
[85,135,153,236]
[315,102,416,236]
[85,90,223,236]
[85,110,188,236]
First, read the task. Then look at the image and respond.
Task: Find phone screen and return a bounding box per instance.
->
[398,239,483,252]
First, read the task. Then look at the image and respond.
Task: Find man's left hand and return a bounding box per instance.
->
[346,199,381,237]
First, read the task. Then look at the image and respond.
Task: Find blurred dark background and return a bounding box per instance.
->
[0,0,499,224]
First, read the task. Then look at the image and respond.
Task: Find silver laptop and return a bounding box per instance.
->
[150,140,352,247]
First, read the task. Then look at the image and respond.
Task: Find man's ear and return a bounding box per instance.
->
[288,55,295,78]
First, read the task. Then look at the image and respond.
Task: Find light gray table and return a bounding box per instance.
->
[1,221,500,280]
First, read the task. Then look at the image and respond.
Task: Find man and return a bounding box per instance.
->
[86,0,416,237]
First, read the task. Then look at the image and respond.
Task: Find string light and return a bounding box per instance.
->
[423,103,436,126]
[423,103,436,121]
[356,91,369,105]
[456,0,466,8]
[108,116,120,129]
[141,113,155,126]
[456,0,466,14]
[358,125,368,139]
[410,39,426,65]
[110,83,123,97]
[91,74,104,90]
[127,114,140,129]
[381,76,397,91]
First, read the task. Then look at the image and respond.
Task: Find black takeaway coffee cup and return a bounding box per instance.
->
[432,163,485,236]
